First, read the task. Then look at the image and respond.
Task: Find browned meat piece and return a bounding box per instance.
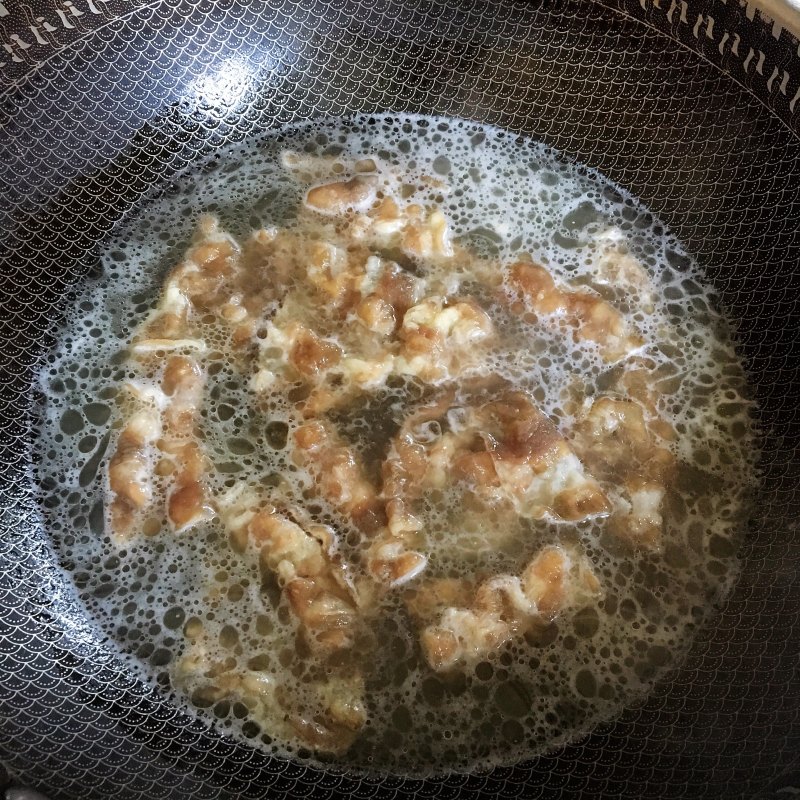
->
[507,261,643,362]
[472,391,610,521]
[220,488,361,654]
[293,420,385,531]
[109,352,212,537]
[376,387,607,586]
[287,674,368,754]
[132,217,238,352]
[395,296,494,382]
[595,234,654,309]
[382,388,607,530]
[292,420,428,587]
[163,440,211,532]
[161,356,201,426]
[305,176,378,216]
[401,207,454,260]
[158,355,212,533]
[373,260,425,318]
[404,577,475,623]
[375,392,466,585]
[356,295,396,336]
[223,227,290,344]
[135,218,298,355]
[289,327,343,377]
[303,239,363,309]
[417,545,602,671]
[175,619,366,755]
[571,394,676,550]
[365,537,429,588]
[108,408,161,536]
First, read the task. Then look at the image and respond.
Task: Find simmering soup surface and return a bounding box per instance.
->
[35,115,757,774]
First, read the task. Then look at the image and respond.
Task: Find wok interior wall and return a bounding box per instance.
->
[0,1,797,798]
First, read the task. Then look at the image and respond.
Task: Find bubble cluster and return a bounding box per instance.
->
[32,114,757,776]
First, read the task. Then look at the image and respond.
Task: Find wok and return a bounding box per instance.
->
[0,0,798,797]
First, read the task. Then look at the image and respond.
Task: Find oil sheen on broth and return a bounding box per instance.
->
[34,115,757,775]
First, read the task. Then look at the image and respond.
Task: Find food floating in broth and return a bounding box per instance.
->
[36,115,756,774]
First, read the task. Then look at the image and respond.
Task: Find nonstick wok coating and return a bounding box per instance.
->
[0,1,798,797]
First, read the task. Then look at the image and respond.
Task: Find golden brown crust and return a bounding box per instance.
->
[507,260,643,362]
[571,391,677,551]
[415,545,603,671]
[108,153,687,755]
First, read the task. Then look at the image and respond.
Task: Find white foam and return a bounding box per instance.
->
[32,113,758,776]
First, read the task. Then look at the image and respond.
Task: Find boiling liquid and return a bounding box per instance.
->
[33,114,756,775]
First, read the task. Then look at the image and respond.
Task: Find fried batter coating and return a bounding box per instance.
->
[175,619,366,755]
[572,392,676,550]
[107,150,692,756]
[382,388,608,531]
[507,261,643,362]
[410,546,602,671]
[219,486,361,654]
